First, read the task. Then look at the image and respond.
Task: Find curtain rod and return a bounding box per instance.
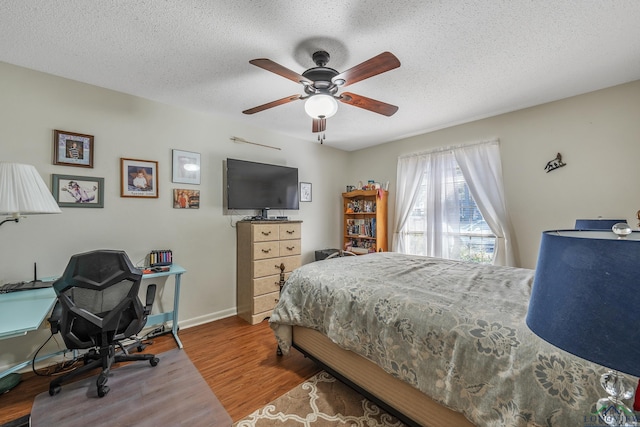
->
[230,136,281,151]
[398,138,499,159]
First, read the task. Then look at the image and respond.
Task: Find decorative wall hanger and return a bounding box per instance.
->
[544,153,566,173]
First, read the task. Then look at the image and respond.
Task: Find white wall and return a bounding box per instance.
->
[0,62,348,370]
[347,80,640,269]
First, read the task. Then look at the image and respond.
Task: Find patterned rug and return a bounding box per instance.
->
[234,371,406,426]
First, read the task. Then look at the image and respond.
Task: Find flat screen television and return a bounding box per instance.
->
[226,158,299,216]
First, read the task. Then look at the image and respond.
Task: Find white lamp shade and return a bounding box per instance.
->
[304,94,338,119]
[0,162,62,215]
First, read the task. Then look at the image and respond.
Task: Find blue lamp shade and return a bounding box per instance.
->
[526,230,640,377]
[574,219,626,230]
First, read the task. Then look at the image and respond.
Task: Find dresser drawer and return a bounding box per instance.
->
[279,240,301,256]
[252,224,280,242]
[253,255,301,278]
[253,241,279,260]
[253,272,291,296]
[253,275,280,296]
[253,291,280,314]
[279,223,301,240]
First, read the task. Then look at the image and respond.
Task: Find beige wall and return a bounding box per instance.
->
[347,80,640,269]
[2,59,638,372]
[0,62,348,370]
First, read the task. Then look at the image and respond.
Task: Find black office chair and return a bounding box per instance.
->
[48,250,159,397]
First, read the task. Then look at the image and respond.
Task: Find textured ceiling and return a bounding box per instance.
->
[1,1,640,151]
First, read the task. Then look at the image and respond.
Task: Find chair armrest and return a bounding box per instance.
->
[144,284,156,315]
[48,301,62,334]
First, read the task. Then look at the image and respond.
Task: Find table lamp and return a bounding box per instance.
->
[526,226,640,426]
[574,219,627,230]
[0,162,61,226]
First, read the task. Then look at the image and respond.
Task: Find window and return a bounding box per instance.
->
[393,140,515,266]
[406,165,495,263]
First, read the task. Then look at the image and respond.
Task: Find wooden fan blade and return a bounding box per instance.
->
[312,118,326,133]
[332,52,400,87]
[339,92,399,116]
[249,58,313,85]
[242,94,302,115]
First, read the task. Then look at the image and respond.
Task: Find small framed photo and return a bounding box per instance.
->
[53,130,94,168]
[52,174,104,208]
[300,182,312,202]
[172,149,201,184]
[120,158,159,198]
[173,189,200,209]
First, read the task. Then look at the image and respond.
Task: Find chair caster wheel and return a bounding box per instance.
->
[150,357,159,366]
[49,385,61,396]
[98,385,110,397]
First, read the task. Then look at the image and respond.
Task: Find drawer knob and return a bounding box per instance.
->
[286,246,295,251]
[261,231,271,236]
[286,230,294,234]
[275,298,279,303]
[262,248,271,253]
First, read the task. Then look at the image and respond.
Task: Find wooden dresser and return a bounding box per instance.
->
[236,220,302,324]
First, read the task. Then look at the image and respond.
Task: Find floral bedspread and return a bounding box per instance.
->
[270,252,635,427]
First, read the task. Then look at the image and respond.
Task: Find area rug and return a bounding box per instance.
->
[234,371,406,426]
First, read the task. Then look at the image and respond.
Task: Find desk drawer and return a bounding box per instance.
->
[253,241,279,260]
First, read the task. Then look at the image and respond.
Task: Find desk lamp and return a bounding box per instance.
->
[526,226,640,426]
[0,162,61,226]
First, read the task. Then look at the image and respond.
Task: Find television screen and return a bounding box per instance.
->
[226,158,299,210]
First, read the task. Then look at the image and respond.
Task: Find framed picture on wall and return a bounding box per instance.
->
[300,182,312,202]
[120,158,159,198]
[173,189,200,209]
[53,129,94,168]
[172,149,201,184]
[52,174,104,208]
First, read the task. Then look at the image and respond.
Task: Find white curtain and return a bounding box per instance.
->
[393,139,517,266]
[454,140,517,266]
[392,155,425,253]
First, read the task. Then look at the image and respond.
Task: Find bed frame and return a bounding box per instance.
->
[292,326,475,427]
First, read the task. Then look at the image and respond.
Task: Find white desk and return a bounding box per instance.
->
[0,264,186,378]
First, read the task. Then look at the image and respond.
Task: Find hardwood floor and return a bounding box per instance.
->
[0,316,320,425]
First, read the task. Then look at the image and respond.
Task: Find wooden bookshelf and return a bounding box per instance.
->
[342,189,388,253]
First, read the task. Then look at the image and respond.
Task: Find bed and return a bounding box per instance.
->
[269,252,632,427]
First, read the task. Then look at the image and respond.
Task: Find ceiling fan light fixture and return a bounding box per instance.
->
[304,94,338,119]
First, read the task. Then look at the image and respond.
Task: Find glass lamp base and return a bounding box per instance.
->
[595,371,638,426]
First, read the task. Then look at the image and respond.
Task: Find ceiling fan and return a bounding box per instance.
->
[242,50,401,134]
